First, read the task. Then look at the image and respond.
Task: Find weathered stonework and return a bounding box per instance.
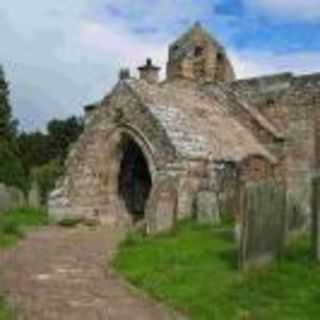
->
[49,23,320,234]
[230,73,320,229]
[167,23,235,83]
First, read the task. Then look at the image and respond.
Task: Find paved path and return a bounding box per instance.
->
[0,226,183,320]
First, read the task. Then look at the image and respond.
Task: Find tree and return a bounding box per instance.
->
[0,65,17,143]
[0,66,25,189]
[17,116,84,174]
[17,131,50,176]
[46,116,84,163]
[0,65,83,195]
[0,140,26,191]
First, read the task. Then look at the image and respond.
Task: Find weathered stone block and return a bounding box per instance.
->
[146,176,177,234]
[28,181,42,209]
[0,183,25,213]
[196,191,220,224]
[240,181,286,271]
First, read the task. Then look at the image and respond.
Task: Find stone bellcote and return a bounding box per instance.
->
[166,22,235,83]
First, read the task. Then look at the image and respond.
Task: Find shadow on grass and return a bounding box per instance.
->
[218,248,239,270]
[215,227,235,242]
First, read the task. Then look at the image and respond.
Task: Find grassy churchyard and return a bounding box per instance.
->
[1,210,320,320]
[114,221,320,320]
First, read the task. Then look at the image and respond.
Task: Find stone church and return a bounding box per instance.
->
[49,23,320,233]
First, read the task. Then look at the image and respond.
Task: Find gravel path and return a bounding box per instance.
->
[0,226,183,320]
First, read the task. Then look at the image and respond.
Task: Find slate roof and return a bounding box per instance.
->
[124,78,277,163]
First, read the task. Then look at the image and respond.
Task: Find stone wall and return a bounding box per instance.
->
[282,76,320,227]
[239,155,277,183]
[230,74,291,132]
[49,81,185,227]
[231,73,320,229]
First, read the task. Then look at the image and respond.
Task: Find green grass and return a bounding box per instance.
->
[0,207,49,248]
[114,220,319,320]
[0,297,13,320]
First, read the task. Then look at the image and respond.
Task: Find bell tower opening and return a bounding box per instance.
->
[194,45,204,57]
[166,22,235,82]
[118,133,152,222]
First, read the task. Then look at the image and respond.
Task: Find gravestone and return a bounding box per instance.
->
[196,191,220,224]
[146,176,177,234]
[28,181,42,209]
[0,183,25,213]
[240,181,286,270]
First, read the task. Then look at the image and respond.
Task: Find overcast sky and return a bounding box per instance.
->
[1,0,320,131]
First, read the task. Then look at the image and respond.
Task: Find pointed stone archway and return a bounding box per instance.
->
[102,125,156,225]
[117,132,152,222]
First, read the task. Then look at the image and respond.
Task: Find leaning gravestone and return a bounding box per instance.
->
[146,176,177,234]
[239,181,286,271]
[28,181,42,209]
[312,176,320,261]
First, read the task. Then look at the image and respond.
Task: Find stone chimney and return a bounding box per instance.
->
[138,58,160,84]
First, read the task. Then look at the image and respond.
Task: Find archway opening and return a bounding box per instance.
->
[118,134,152,222]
